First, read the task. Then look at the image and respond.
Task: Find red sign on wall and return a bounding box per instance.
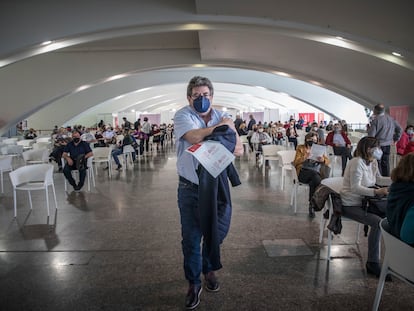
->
[389,105,409,129]
[299,113,315,125]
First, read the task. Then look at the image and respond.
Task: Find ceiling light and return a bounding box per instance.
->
[392,52,402,57]
[105,74,128,82]
[335,36,344,40]
[41,40,52,46]
[76,84,91,92]
[131,109,135,112]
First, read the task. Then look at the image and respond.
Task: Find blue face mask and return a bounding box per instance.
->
[193,96,211,113]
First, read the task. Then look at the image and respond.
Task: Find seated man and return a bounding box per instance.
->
[111,129,136,170]
[251,124,272,166]
[62,130,93,192]
[325,123,353,176]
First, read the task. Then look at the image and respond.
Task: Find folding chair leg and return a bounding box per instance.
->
[28,190,33,210]
[45,188,50,216]
[1,171,3,193]
[51,184,58,209]
[13,189,17,217]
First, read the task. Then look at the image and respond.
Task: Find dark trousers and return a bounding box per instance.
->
[298,168,322,202]
[63,164,86,189]
[288,137,298,149]
[333,146,353,175]
[379,145,391,177]
[177,177,231,285]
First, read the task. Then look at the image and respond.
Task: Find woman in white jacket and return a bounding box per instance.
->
[340,136,391,278]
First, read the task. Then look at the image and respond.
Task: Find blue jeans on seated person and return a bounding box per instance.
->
[178,177,231,285]
[341,205,382,263]
[112,148,136,166]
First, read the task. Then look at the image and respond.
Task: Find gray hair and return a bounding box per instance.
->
[186,76,214,97]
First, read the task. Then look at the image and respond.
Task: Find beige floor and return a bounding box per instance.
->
[0,144,413,310]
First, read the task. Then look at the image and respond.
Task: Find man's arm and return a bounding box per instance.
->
[393,119,402,142]
[183,117,235,145]
[62,152,73,166]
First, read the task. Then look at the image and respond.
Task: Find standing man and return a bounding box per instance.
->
[367,103,402,176]
[246,114,256,151]
[62,130,93,192]
[122,117,132,130]
[141,117,152,152]
[233,114,243,133]
[174,76,243,310]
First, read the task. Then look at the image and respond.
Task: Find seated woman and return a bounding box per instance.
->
[293,132,330,218]
[325,123,353,176]
[340,136,390,278]
[286,120,298,149]
[251,124,272,166]
[386,153,414,245]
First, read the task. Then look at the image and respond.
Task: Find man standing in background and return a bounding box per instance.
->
[367,103,402,176]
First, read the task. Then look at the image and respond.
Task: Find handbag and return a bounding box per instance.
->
[362,196,387,218]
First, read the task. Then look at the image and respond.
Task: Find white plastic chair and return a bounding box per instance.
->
[290,163,310,214]
[277,150,296,190]
[22,148,49,165]
[9,164,57,217]
[239,135,250,159]
[92,147,112,177]
[261,145,284,173]
[0,156,13,193]
[319,177,361,260]
[326,145,342,177]
[372,219,414,311]
[63,157,95,192]
[122,144,136,168]
[17,139,35,150]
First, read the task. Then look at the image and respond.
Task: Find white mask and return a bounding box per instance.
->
[258,128,264,132]
[372,147,383,160]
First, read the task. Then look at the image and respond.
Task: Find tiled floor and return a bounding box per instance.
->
[0,144,413,310]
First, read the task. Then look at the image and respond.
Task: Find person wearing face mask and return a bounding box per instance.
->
[286,119,298,149]
[251,125,272,166]
[62,130,93,192]
[396,124,414,156]
[340,136,391,279]
[325,123,353,176]
[293,132,330,218]
[174,76,243,310]
[310,122,325,145]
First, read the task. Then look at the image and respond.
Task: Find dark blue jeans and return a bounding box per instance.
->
[379,145,391,177]
[177,177,231,285]
[63,164,86,189]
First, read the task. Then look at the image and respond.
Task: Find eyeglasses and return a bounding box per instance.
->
[190,93,211,100]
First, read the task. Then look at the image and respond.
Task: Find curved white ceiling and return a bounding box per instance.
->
[0,1,412,135]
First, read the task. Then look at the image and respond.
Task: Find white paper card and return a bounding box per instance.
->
[309,144,326,161]
[186,141,235,178]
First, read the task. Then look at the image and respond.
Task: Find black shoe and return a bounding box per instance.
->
[366,262,392,281]
[116,165,122,170]
[58,167,63,173]
[103,166,109,170]
[308,206,315,218]
[74,185,81,193]
[185,284,202,310]
[204,271,220,292]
